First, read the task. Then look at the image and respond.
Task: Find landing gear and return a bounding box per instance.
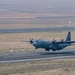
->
[35,47,37,49]
[45,49,49,51]
[52,49,56,51]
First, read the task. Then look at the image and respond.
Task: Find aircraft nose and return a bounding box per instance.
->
[32,42,37,46]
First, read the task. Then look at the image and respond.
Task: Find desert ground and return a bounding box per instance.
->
[0,6,75,75]
[0,12,75,29]
[0,58,75,75]
[0,12,75,52]
[0,31,75,52]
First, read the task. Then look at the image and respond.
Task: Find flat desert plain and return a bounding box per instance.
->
[0,12,75,52]
[0,31,75,52]
[0,7,75,75]
[0,59,75,75]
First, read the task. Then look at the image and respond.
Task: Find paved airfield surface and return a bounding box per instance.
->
[0,27,75,33]
[0,48,75,63]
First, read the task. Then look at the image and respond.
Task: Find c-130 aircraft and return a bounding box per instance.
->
[23,32,75,51]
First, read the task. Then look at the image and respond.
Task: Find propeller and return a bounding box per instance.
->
[60,39,64,42]
[21,39,34,44]
[52,39,56,44]
[30,39,34,44]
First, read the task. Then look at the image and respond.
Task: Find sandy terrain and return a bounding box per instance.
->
[0,58,75,75]
[0,6,75,75]
[0,12,75,52]
[0,31,75,52]
[0,12,75,29]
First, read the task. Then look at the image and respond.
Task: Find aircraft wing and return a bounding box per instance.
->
[66,41,75,43]
[56,41,75,44]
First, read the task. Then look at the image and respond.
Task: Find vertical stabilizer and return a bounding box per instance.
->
[65,32,71,42]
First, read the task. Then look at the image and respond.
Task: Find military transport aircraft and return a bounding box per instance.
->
[23,32,75,51]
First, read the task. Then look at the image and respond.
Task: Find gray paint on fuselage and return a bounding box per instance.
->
[33,40,51,49]
[26,31,75,51]
[32,40,69,51]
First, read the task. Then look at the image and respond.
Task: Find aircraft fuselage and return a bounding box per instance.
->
[32,40,70,51]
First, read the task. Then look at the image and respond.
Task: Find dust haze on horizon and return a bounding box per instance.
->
[0,0,75,14]
[0,0,75,8]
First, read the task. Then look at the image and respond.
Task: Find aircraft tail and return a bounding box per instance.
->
[65,31,71,42]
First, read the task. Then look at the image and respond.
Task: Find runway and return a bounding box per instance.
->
[0,27,75,34]
[0,48,75,63]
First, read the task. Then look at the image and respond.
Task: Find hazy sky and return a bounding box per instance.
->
[0,0,75,6]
